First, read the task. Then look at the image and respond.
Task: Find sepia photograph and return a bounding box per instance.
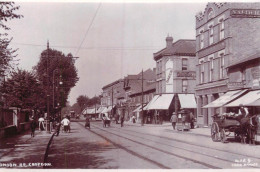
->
[0,0,260,170]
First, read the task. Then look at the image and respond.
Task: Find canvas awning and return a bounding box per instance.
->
[143,95,159,110]
[225,90,260,107]
[101,105,115,113]
[133,105,142,112]
[148,94,174,110]
[96,107,105,113]
[203,89,247,108]
[178,94,197,109]
[245,98,260,106]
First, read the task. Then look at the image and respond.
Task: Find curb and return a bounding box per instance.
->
[43,132,55,167]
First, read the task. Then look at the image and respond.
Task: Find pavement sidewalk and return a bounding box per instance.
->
[124,121,211,138]
[0,129,54,169]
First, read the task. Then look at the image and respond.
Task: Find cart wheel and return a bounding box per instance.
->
[220,129,227,143]
[211,122,220,142]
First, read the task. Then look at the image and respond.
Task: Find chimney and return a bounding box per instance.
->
[166,35,173,48]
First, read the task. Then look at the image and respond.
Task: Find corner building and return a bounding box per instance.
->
[195,3,260,127]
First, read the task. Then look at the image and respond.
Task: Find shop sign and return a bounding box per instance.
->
[251,67,260,79]
[227,82,244,89]
[231,9,260,18]
[166,69,173,83]
[176,71,196,78]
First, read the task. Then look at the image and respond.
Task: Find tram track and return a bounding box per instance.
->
[116,123,260,160]
[104,124,260,168]
[80,122,260,169]
[77,122,170,169]
[77,122,220,169]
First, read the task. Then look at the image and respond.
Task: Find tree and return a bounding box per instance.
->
[0,2,23,71]
[34,48,79,112]
[76,95,89,112]
[1,69,45,111]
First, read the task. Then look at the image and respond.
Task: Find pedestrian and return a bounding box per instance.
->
[85,116,90,129]
[181,114,186,130]
[38,116,45,131]
[55,120,61,136]
[30,116,37,137]
[189,112,195,129]
[61,116,70,133]
[132,115,136,123]
[170,113,177,130]
[120,114,124,127]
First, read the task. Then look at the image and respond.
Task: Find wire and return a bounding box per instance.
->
[10,42,161,51]
[75,2,102,56]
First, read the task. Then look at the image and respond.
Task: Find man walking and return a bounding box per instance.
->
[120,114,124,127]
[170,113,177,130]
[61,116,70,133]
[30,117,37,137]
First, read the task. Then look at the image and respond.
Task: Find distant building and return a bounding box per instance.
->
[195,3,260,126]
[145,36,197,123]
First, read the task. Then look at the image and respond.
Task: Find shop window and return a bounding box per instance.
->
[182,58,188,70]
[182,80,188,92]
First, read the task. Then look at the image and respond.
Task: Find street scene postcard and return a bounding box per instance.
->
[0,1,260,170]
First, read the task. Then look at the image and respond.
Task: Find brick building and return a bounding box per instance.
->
[195,3,260,126]
[144,36,197,123]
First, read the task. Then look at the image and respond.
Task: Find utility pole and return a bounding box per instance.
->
[141,69,144,126]
[46,41,50,133]
[111,87,113,118]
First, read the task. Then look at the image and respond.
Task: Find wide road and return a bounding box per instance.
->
[46,121,260,169]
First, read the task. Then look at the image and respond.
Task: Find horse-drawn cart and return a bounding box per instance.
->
[211,113,260,144]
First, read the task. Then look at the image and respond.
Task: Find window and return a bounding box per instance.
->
[219,54,225,79]
[200,63,204,83]
[200,31,204,49]
[182,58,188,70]
[209,58,214,81]
[209,25,214,45]
[182,80,188,92]
[219,19,224,40]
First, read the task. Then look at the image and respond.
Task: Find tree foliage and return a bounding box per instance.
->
[34,48,79,110]
[76,95,100,113]
[1,69,45,110]
[0,2,23,71]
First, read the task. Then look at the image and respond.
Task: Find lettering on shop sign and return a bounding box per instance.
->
[227,82,244,89]
[166,69,173,83]
[251,67,260,79]
[176,71,196,78]
[231,9,260,18]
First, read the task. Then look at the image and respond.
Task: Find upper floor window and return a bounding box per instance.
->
[209,58,214,81]
[182,58,188,70]
[219,54,225,79]
[208,8,214,20]
[200,31,204,49]
[182,80,188,92]
[200,62,205,83]
[219,19,224,40]
[209,25,214,45]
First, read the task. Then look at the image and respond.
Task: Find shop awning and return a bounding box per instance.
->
[133,105,142,112]
[225,90,260,107]
[203,89,247,108]
[148,94,174,110]
[101,105,115,113]
[96,107,105,113]
[143,95,159,110]
[178,94,197,109]
[246,98,260,106]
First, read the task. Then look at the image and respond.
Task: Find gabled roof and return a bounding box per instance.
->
[154,39,196,61]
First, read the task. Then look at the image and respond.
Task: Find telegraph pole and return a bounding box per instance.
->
[111,87,114,118]
[141,69,144,126]
[46,41,50,133]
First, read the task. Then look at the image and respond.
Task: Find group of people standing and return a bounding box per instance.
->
[170,111,195,131]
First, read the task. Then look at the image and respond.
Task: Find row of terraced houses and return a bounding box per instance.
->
[84,2,260,127]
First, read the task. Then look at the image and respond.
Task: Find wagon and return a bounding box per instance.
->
[211,113,260,143]
[103,119,110,127]
[211,114,241,142]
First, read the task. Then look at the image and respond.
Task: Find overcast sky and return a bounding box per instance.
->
[7,1,208,105]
